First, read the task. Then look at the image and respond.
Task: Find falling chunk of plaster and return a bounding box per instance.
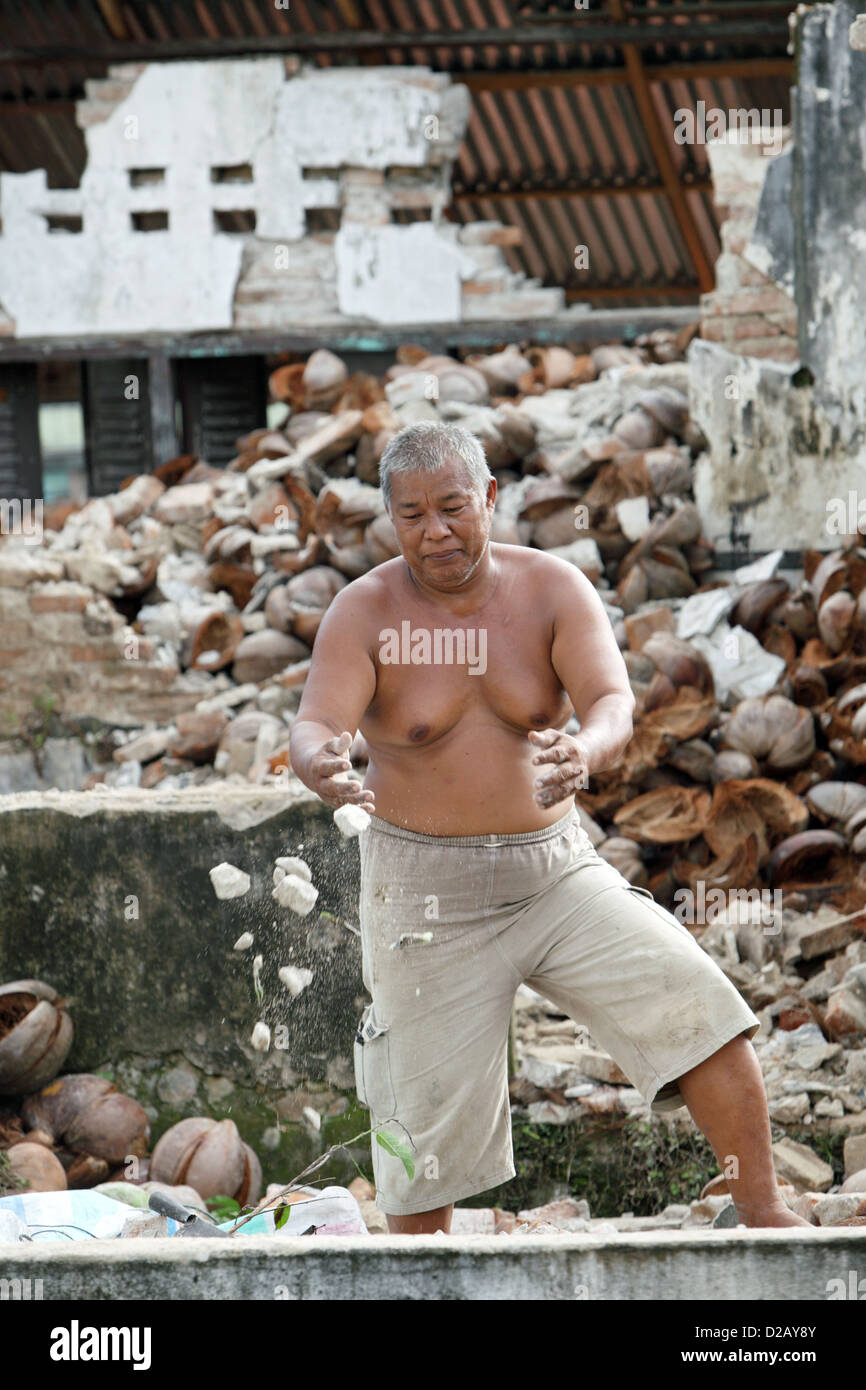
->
[209,862,250,900]
[389,931,434,950]
[333,804,371,837]
[273,873,319,916]
[274,856,312,882]
[279,965,314,997]
[233,932,254,951]
[250,1021,271,1053]
[302,1106,321,1132]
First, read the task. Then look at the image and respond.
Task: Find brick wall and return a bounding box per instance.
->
[700,130,799,363]
[0,564,202,731]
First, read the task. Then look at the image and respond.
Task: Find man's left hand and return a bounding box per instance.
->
[528,728,589,807]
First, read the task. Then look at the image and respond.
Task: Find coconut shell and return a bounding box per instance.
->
[733,579,790,636]
[789,664,829,707]
[644,447,692,496]
[642,671,678,712]
[806,781,866,826]
[467,347,532,393]
[189,612,244,671]
[819,590,856,654]
[264,585,295,634]
[583,457,650,509]
[21,1074,113,1138]
[703,778,809,865]
[5,1141,68,1192]
[767,830,850,886]
[613,785,711,844]
[635,387,690,437]
[365,511,401,565]
[618,724,670,782]
[672,833,762,895]
[617,562,649,613]
[238,1142,263,1207]
[613,407,663,452]
[527,345,576,389]
[66,1153,111,1188]
[232,630,310,684]
[624,503,701,561]
[268,362,305,407]
[208,562,257,610]
[641,550,697,602]
[150,1118,215,1187]
[0,989,74,1098]
[597,837,647,886]
[778,592,818,643]
[302,348,348,411]
[184,1119,247,1201]
[642,633,714,695]
[665,738,715,783]
[710,750,760,784]
[532,508,583,551]
[722,694,815,770]
[64,1092,150,1164]
[642,690,717,741]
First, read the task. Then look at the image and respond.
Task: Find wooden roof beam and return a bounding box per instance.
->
[460,57,793,92]
[607,0,715,293]
[0,19,792,65]
[452,177,712,200]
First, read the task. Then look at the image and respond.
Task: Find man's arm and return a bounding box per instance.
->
[531,558,635,806]
[289,586,378,809]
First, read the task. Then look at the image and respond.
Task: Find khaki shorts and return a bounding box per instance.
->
[355,804,760,1216]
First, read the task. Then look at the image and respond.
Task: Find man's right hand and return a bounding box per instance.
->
[308,730,376,812]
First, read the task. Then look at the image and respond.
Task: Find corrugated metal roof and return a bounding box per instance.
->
[0,0,795,302]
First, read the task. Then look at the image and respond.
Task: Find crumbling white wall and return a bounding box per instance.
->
[0,58,561,336]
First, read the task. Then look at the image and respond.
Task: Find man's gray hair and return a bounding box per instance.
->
[378,421,493,512]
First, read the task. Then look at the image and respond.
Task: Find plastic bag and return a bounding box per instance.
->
[0,1190,180,1241]
[222,1185,368,1236]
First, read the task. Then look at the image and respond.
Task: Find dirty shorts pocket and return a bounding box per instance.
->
[353,1002,396,1115]
[624,882,692,939]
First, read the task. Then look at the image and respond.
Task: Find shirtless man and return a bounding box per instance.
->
[289,420,809,1233]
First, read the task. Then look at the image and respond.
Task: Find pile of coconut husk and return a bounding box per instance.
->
[0,978,261,1208]
[4,332,866,912]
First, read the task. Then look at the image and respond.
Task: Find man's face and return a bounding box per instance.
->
[387,457,496,590]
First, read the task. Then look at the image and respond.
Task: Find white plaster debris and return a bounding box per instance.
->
[302,1105,322,1133]
[250,1021,271,1053]
[233,932,254,951]
[389,931,434,950]
[279,965,314,997]
[252,954,264,999]
[274,856,312,882]
[208,862,251,899]
[273,872,319,916]
[333,804,371,837]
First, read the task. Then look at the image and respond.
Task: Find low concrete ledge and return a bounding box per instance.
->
[1,1229,864,1301]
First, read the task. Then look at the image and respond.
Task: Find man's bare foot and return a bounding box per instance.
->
[736,1200,814,1229]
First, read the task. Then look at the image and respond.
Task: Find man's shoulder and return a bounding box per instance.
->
[495,542,589,585]
[329,560,399,617]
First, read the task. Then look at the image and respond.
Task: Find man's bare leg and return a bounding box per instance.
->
[675,1033,812,1228]
[386,1204,454,1234]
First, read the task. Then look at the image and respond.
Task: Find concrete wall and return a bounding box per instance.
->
[0,1228,862,1301]
[689,0,866,557]
[0,787,367,1182]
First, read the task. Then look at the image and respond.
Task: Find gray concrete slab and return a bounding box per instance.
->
[1,1229,865,1301]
